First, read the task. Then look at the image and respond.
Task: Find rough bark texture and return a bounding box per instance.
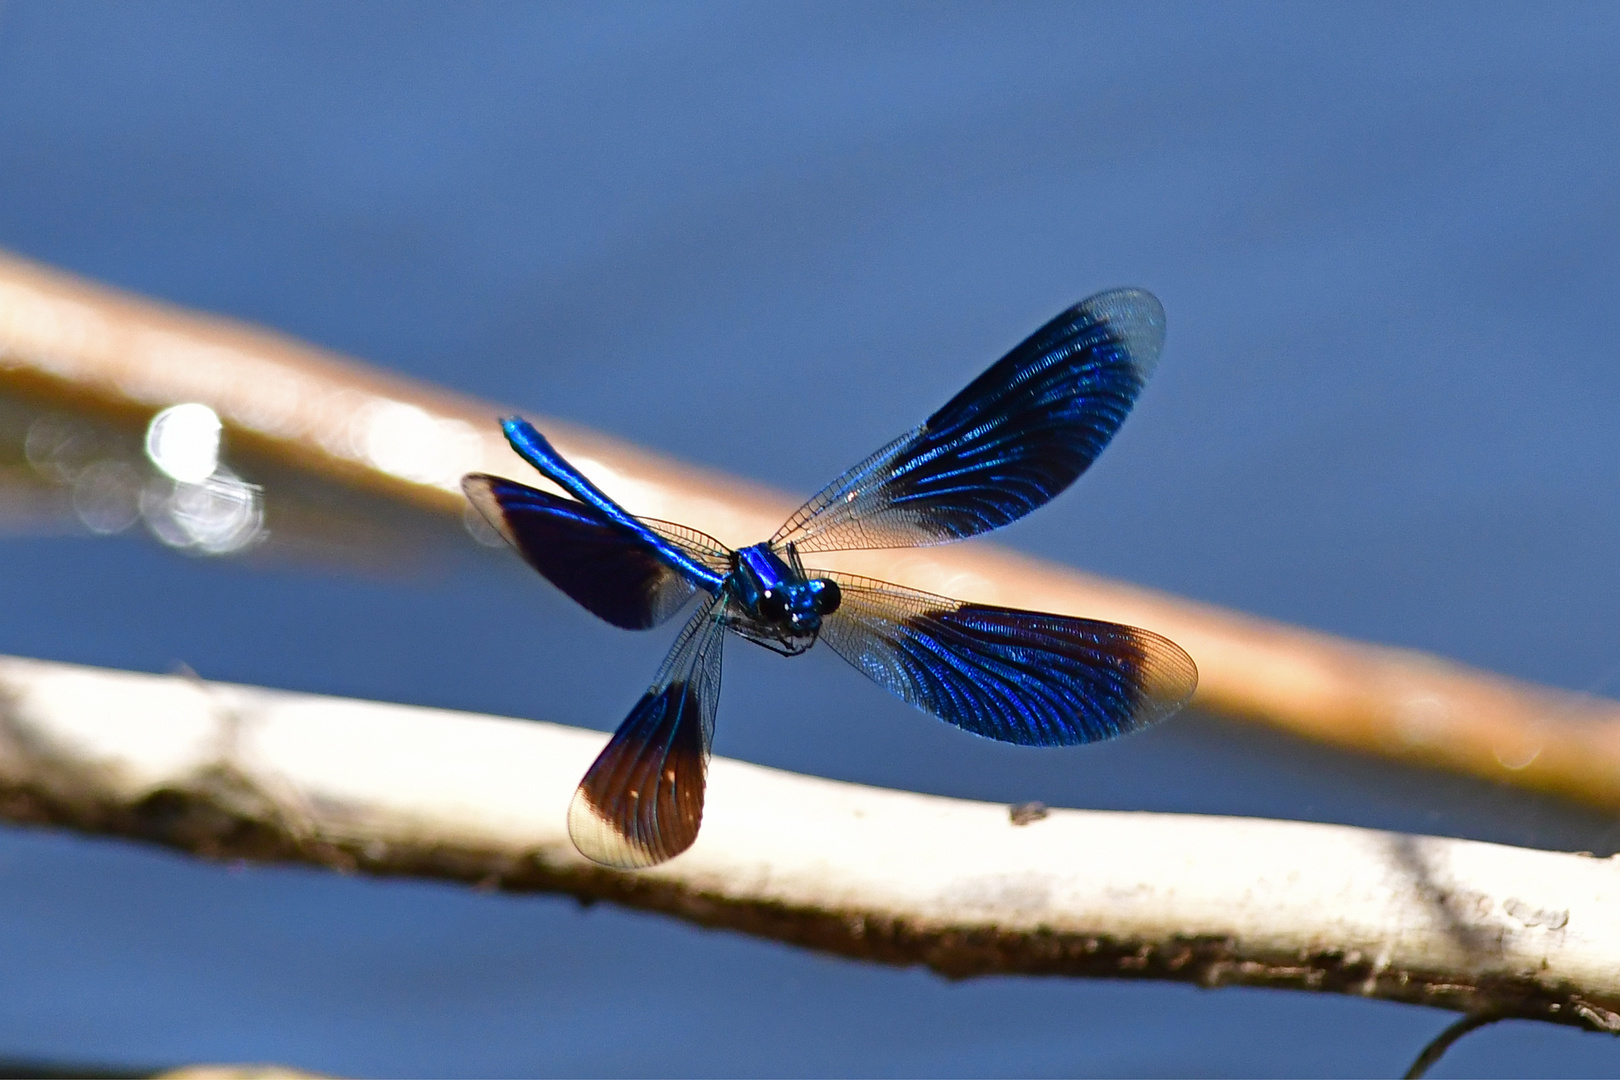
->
[0,654,1616,1035]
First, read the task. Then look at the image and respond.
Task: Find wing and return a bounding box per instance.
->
[816,572,1195,746]
[463,474,731,630]
[773,289,1165,553]
[568,596,728,868]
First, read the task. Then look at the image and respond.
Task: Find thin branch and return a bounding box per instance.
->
[0,653,1618,1032]
[3,250,1620,813]
[1404,1012,1509,1079]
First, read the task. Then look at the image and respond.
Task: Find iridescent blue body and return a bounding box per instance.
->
[464,287,1198,868]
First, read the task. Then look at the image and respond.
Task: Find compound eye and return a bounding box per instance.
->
[809,578,841,616]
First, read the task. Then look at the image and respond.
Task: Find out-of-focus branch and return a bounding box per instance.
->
[2,249,1619,811]
[0,653,1617,1030]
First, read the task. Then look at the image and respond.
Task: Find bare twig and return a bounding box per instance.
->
[0,653,1618,1031]
[3,249,1620,812]
[1404,1012,1510,1079]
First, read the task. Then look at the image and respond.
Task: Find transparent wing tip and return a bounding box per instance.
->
[567,785,669,869]
[1081,287,1166,377]
[460,474,517,545]
[1129,628,1199,727]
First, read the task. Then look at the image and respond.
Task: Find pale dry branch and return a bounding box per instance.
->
[0,652,1616,1031]
[2,250,1620,811]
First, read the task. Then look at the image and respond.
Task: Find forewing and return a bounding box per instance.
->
[640,519,733,569]
[463,474,730,630]
[568,596,728,868]
[773,289,1164,553]
[817,573,1195,746]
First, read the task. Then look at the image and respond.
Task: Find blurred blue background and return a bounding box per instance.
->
[0,2,1618,1075]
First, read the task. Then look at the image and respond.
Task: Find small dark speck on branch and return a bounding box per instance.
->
[1009,801,1049,826]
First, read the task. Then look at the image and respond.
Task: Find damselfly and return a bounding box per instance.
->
[464,288,1197,868]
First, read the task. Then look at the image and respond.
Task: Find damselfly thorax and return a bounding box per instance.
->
[721,543,842,656]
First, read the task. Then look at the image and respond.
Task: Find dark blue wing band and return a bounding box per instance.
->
[463,473,727,630]
[817,573,1196,746]
[773,289,1164,553]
